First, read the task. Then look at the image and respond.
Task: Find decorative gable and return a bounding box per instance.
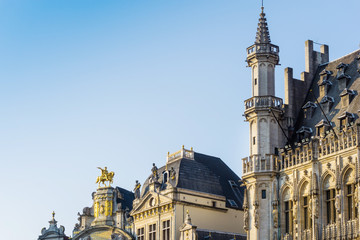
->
[336,63,351,90]
[339,88,356,108]
[302,101,317,119]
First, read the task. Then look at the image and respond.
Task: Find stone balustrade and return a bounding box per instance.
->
[301,229,312,240]
[247,43,279,56]
[242,154,277,175]
[282,233,292,240]
[244,95,283,112]
[167,146,194,162]
[322,219,359,239]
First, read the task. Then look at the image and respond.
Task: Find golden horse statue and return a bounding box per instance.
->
[96,167,115,187]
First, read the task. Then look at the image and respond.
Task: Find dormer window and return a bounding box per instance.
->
[336,63,351,90]
[162,171,168,183]
[338,112,355,130]
[296,126,313,141]
[320,95,334,114]
[340,88,355,108]
[302,101,317,119]
[315,119,330,137]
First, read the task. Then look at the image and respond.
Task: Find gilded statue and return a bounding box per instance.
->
[96,167,115,187]
[133,180,141,199]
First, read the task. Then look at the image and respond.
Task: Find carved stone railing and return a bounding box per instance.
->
[244,95,283,112]
[343,219,359,239]
[319,129,357,158]
[167,146,194,162]
[247,43,279,56]
[279,144,313,171]
[242,154,277,175]
[322,223,337,240]
[301,229,312,240]
[282,233,292,240]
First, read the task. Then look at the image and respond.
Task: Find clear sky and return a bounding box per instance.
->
[0,1,359,239]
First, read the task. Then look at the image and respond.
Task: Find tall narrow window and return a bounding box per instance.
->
[325,189,336,224]
[254,78,257,85]
[253,136,256,145]
[303,197,308,229]
[162,220,170,240]
[285,201,292,234]
[347,184,355,220]
[137,227,145,240]
[149,224,156,240]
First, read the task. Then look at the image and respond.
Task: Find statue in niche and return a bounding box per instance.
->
[133,180,141,199]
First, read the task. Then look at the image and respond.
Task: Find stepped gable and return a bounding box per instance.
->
[140,152,244,210]
[291,49,360,142]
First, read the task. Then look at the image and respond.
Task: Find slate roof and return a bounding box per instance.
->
[115,187,135,211]
[141,152,245,210]
[291,49,360,143]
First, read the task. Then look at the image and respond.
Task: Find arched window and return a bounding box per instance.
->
[344,168,357,221]
[323,175,336,225]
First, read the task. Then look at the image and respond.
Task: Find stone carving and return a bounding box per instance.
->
[83,207,91,216]
[254,205,259,228]
[354,184,359,208]
[96,167,115,187]
[94,201,99,218]
[170,167,176,180]
[335,194,341,213]
[244,208,249,231]
[272,202,278,228]
[314,195,319,218]
[151,163,159,182]
[293,201,298,222]
[133,180,141,199]
[308,197,312,218]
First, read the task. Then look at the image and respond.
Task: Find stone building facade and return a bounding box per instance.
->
[130,146,246,240]
[242,6,360,240]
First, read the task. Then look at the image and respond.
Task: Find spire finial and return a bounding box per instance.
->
[52,211,55,220]
[261,0,264,12]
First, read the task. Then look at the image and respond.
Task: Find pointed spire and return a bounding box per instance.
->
[255,6,271,44]
[49,211,57,226]
[185,210,192,224]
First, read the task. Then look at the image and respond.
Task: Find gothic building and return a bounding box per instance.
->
[242,6,360,240]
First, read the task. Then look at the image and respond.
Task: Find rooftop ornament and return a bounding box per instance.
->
[96,167,115,187]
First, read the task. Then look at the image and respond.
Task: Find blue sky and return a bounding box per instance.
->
[0,1,359,239]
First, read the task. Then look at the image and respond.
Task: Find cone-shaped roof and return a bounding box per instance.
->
[255,7,271,44]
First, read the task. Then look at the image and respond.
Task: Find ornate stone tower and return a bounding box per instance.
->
[242,6,284,240]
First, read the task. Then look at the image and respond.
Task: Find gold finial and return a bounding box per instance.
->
[186,210,189,214]
[190,147,193,151]
[182,145,185,149]
[168,151,170,156]
[96,167,115,187]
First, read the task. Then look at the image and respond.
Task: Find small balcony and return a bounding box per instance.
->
[242,154,278,175]
[247,43,279,57]
[244,95,283,113]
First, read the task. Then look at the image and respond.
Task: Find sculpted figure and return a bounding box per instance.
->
[96,167,115,187]
[272,207,278,228]
[314,195,319,218]
[244,208,249,231]
[151,163,159,182]
[133,180,141,199]
[335,194,341,213]
[170,167,176,180]
[254,207,259,228]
